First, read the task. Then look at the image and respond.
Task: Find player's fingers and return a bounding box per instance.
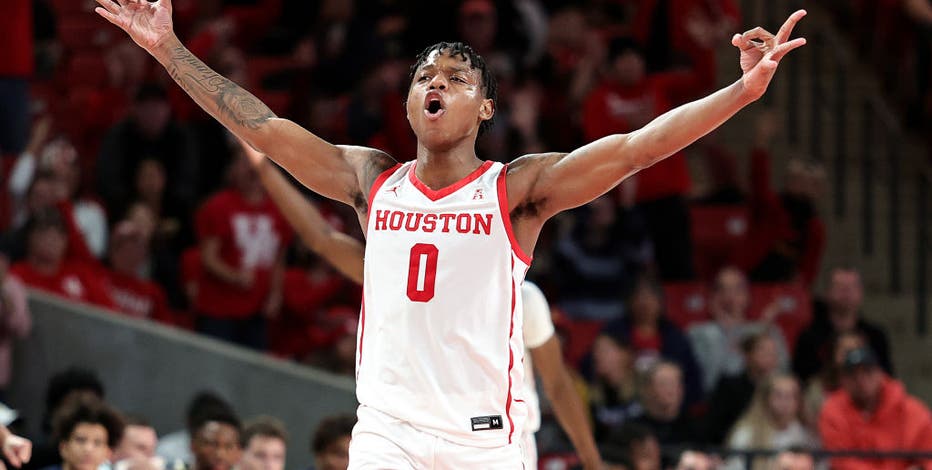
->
[17,441,32,465]
[775,9,807,44]
[2,447,18,468]
[742,26,775,43]
[732,33,752,50]
[770,37,807,62]
[95,0,120,14]
[94,7,121,26]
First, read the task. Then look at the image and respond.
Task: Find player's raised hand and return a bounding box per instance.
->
[94,0,175,52]
[732,9,807,100]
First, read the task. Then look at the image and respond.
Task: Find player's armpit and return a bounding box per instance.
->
[255,121,397,208]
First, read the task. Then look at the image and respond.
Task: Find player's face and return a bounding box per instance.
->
[60,423,112,470]
[406,50,493,151]
[239,436,286,470]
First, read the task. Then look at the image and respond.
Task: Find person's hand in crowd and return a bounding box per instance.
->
[233,269,254,290]
[0,427,32,469]
[25,115,53,157]
[262,290,282,320]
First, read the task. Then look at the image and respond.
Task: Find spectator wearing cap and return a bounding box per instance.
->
[0,247,31,401]
[819,347,932,470]
[793,267,893,384]
[588,329,640,440]
[103,221,174,324]
[96,83,199,218]
[9,209,113,309]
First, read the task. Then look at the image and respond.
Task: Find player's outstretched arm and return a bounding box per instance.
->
[516,10,807,218]
[239,139,366,283]
[94,0,395,206]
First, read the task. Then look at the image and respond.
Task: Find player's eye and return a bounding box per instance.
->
[418,75,430,82]
[452,76,466,83]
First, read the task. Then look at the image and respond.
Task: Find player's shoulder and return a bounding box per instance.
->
[508,152,568,172]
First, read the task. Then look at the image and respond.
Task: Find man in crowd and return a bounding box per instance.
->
[630,361,697,447]
[190,409,241,470]
[111,415,158,470]
[688,266,788,393]
[794,267,893,383]
[310,415,353,470]
[819,347,932,470]
[237,417,286,470]
[47,399,124,470]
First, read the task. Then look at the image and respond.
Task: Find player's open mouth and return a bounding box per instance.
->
[424,92,445,120]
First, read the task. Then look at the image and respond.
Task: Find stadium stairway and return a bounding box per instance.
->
[697,0,932,402]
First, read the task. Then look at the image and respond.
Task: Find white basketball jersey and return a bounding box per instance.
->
[359,160,532,447]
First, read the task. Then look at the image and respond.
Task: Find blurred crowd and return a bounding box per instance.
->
[0,0,931,469]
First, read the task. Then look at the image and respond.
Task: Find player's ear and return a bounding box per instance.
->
[479,98,494,122]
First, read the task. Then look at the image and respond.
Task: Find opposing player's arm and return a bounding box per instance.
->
[531,337,602,470]
[94,0,396,206]
[516,10,807,219]
[252,156,365,284]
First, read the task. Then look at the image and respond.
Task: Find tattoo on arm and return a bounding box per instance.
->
[166,45,275,130]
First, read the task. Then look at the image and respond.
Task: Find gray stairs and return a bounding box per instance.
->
[699,0,932,401]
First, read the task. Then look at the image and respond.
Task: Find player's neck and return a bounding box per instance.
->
[414,142,484,190]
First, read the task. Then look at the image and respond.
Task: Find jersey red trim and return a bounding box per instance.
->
[505,257,517,444]
[408,160,494,201]
[496,166,533,265]
[366,163,403,221]
[356,298,366,380]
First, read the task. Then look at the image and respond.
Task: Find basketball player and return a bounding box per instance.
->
[96,1,806,466]
[237,139,602,469]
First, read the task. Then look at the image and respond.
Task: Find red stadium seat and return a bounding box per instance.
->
[556,317,605,368]
[58,13,116,51]
[663,282,711,329]
[51,0,94,14]
[689,205,749,280]
[747,283,812,349]
[65,53,109,88]
[246,56,295,89]
[254,90,292,117]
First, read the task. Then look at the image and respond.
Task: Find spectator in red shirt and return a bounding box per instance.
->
[731,112,826,287]
[582,37,713,280]
[194,150,291,350]
[8,208,112,309]
[819,347,932,470]
[104,221,174,325]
